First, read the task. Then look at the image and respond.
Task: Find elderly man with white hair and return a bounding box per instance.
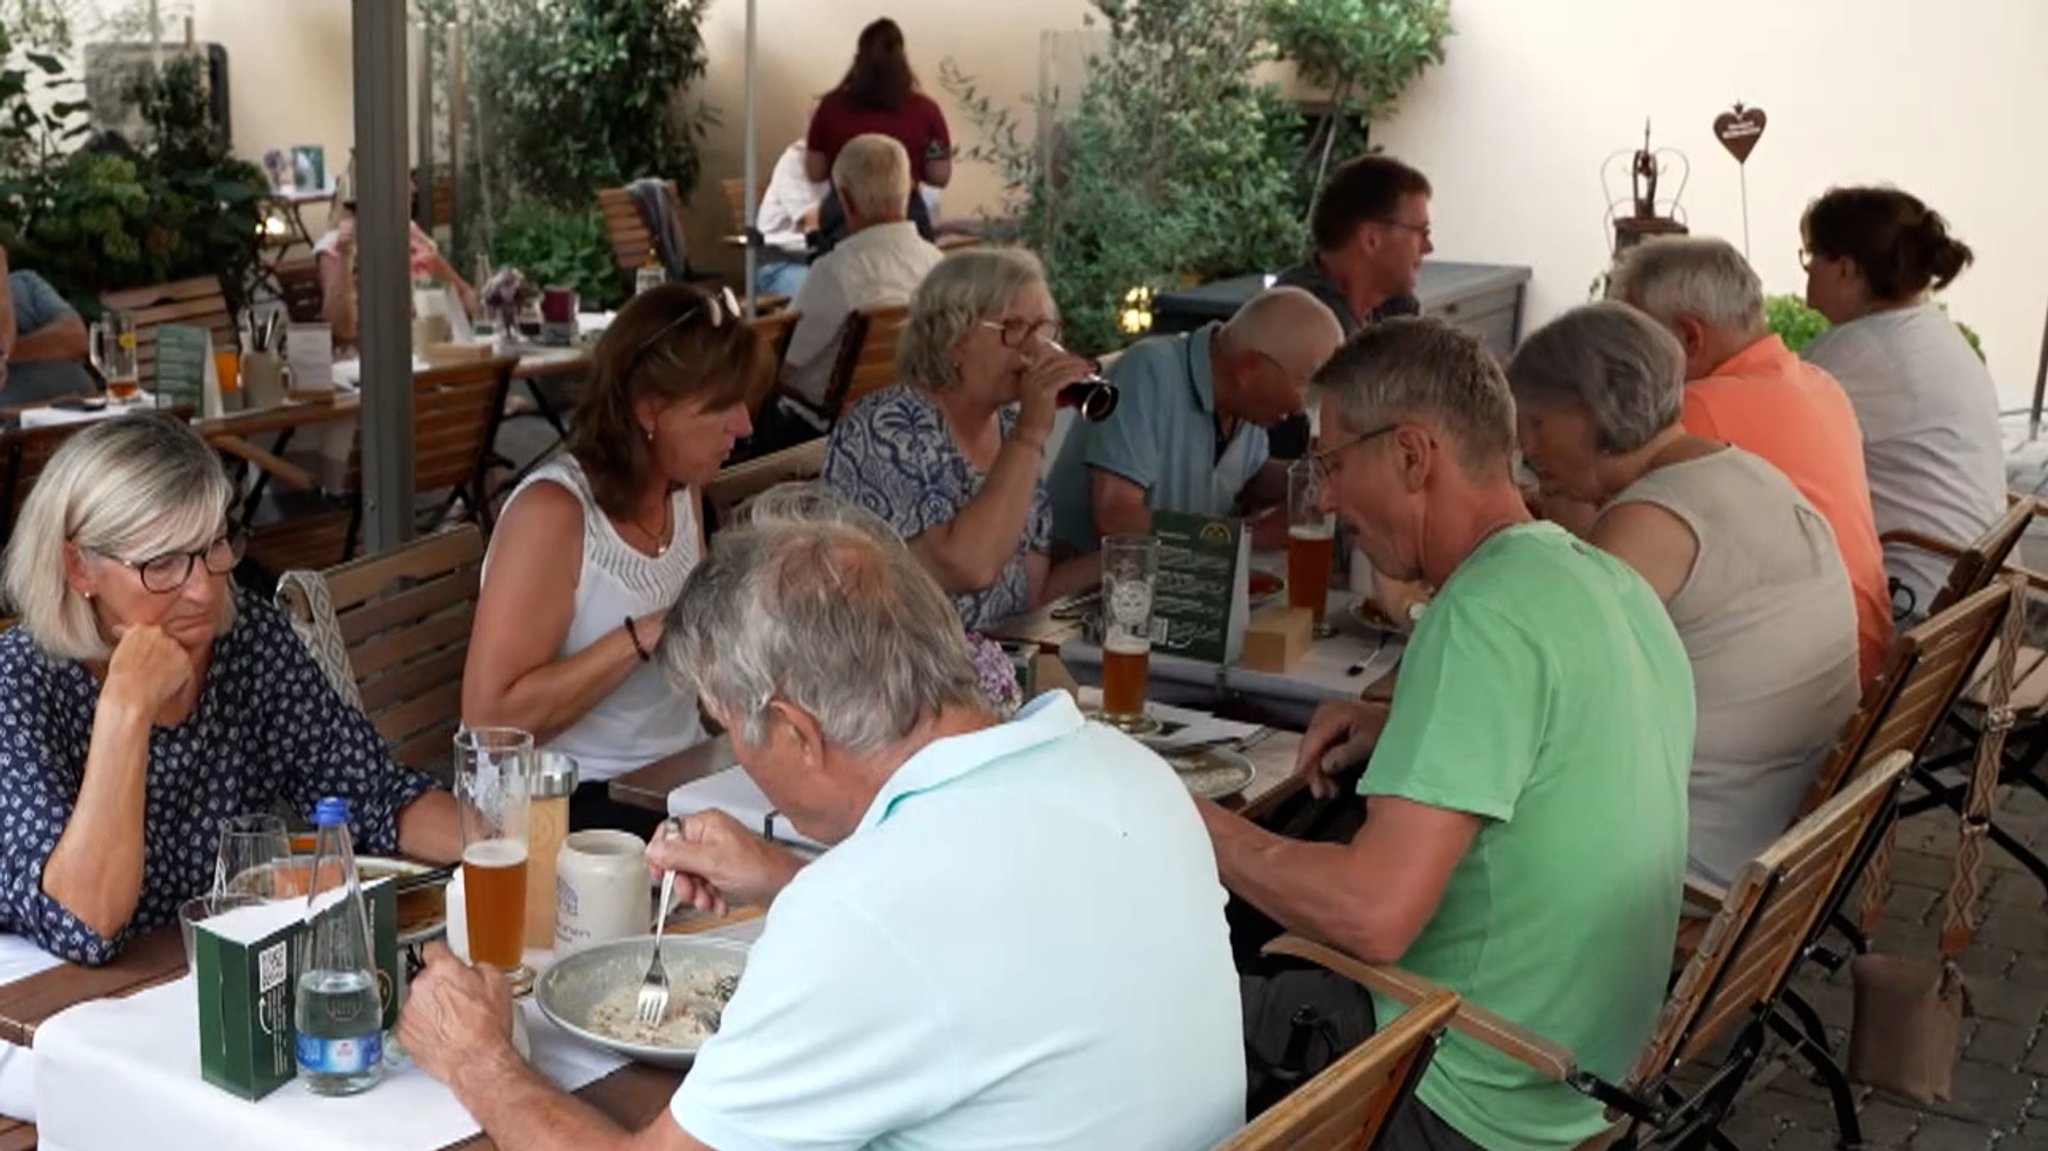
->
[399,487,1244,1151]
[779,132,945,425]
[1508,302,1859,888]
[1199,318,1693,1151]
[1048,286,1344,554]
[1610,236,1892,685]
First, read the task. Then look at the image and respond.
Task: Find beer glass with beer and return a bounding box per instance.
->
[1287,459,1337,636]
[455,727,535,986]
[1099,534,1159,728]
[88,310,141,403]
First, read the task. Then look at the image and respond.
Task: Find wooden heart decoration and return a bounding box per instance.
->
[1713,104,1767,164]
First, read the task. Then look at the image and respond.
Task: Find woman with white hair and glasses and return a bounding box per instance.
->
[0,416,460,965]
[465,284,757,836]
[1507,302,1861,886]
[822,247,1099,632]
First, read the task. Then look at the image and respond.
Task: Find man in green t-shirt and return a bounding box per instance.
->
[1200,317,1694,1151]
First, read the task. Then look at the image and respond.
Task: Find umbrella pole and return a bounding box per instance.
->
[742,0,759,318]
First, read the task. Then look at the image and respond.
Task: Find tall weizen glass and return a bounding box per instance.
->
[1099,534,1159,728]
[1287,459,1337,636]
[455,727,535,986]
[88,310,140,402]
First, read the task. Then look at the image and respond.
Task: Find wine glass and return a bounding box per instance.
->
[213,812,296,900]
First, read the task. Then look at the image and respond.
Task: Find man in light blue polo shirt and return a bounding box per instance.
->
[0,244,94,407]
[399,487,1245,1151]
[1049,286,1343,554]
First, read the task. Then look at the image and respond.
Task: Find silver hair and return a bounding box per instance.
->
[831,133,912,222]
[657,484,984,754]
[2,415,238,661]
[1608,236,1768,337]
[1506,302,1685,454]
[1310,316,1517,476]
[897,247,1047,393]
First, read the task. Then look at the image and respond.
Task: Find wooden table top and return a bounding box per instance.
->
[608,724,1305,824]
[0,924,187,1047]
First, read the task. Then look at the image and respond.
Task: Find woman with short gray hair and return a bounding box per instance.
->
[0,416,460,965]
[1509,303,1860,885]
[823,247,1099,630]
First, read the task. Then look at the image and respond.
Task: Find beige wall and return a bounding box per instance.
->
[169,0,2047,397]
[1371,0,2048,400]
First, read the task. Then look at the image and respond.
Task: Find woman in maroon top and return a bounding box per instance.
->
[805,18,952,189]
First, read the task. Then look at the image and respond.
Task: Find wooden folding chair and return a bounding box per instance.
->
[702,439,826,533]
[100,277,239,393]
[0,408,193,548]
[1271,750,1916,1151]
[1878,500,2048,899]
[276,525,483,779]
[1210,990,1458,1151]
[818,304,909,426]
[245,358,514,576]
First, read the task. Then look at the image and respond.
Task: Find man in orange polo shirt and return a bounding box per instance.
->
[1612,236,1893,684]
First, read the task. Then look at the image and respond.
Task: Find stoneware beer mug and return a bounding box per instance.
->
[555,830,653,956]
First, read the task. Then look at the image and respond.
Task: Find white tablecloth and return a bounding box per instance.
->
[35,974,627,1151]
[0,934,67,1121]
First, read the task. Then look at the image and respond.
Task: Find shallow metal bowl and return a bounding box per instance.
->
[532,935,751,1069]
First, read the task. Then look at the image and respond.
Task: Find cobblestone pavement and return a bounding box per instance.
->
[1723,788,2048,1151]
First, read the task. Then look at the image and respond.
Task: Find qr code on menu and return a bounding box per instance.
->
[258,941,288,994]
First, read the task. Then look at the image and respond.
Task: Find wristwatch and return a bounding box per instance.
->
[1405,600,1428,626]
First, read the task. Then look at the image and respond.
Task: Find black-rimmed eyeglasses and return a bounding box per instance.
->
[89,531,245,593]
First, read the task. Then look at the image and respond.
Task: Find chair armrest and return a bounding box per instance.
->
[1881,527,2048,594]
[1682,876,1727,913]
[1262,933,1579,1082]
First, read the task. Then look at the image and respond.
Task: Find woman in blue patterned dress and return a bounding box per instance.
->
[822,248,1100,631]
[0,417,461,965]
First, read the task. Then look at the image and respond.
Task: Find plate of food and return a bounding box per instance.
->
[1156,746,1256,801]
[1340,596,1405,640]
[1248,570,1284,610]
[228,855,452,945]
[535,935,750,1069]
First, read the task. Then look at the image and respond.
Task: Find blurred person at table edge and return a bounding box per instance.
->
[0,416,460,966]
[822,247,1099,634]
[1610,235,1893,684]
[1799,186,2003,623]
[1274,153,1429,339]
[402,486,1243,1151]
[316,183,480,351]
[1199,318,1693,1151]
[1048,285,1342,554]
[0,242,95,407]
[463,284,758,837]
[1508,302,1858,891]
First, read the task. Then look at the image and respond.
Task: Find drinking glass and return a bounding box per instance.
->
[88,310,140,402]
[1099,534,1159,729]
[1287,460,1337,636]
[455,727,535,987]
[180,892,263,971]
[214,813,295,900]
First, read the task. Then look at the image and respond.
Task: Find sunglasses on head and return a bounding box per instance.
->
[629,286,743,366]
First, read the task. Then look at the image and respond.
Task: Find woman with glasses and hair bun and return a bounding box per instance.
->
[465,284,758,835]
[0,416,461,965]
[823,248,1100,632]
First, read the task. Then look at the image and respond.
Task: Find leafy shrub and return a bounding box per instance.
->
[488,200,622,310]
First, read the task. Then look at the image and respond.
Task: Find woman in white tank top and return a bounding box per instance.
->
[464,285,758,835]
[1509,303,1862,887]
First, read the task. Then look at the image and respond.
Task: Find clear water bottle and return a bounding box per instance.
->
[294,796,385,1095]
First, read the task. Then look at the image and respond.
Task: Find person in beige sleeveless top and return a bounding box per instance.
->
[1508,303,1861,884]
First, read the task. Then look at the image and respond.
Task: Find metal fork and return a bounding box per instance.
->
[636,868,676,1026]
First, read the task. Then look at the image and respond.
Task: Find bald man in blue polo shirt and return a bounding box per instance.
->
[1049,286,1343,554]
[399,488,1245,1151]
